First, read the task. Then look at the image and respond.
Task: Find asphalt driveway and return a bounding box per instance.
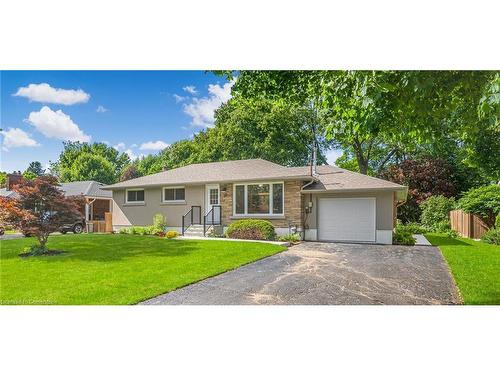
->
[141,242,461,305]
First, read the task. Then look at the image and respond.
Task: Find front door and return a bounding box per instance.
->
[205,184,220,224]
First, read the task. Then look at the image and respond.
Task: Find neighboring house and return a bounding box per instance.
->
[103,159,407,244]
[1,174,112,222]
[59,181,112,221]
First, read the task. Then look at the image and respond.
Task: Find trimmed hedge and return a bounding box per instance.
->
[226,219,276,241]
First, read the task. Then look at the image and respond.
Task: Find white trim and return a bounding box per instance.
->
[205,184,220,214]
[125,188,145,204]
[304,229,317,241]
[376,230,393,244]
[162,185,186,203]
[232,181,284,217]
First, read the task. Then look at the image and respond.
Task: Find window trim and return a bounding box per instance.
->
[125,188,145,204]
[232,181,285,217]
[162,185,186,203]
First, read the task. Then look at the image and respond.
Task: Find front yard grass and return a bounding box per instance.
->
[0,234,285,305]
[425,233,500,305]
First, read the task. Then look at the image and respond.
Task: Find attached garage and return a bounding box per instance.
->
[318,197,376,242]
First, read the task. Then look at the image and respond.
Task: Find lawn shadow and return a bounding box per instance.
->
[427,236,473,247]
[11,236,203,263]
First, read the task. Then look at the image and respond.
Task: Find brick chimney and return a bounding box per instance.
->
[6,173,23,191]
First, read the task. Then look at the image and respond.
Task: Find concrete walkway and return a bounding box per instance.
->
[141,242,461,305]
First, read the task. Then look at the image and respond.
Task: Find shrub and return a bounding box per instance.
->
[226,219,276,241]
[393,224,416,246]
[481,227,500,245]
[458,185,500,228]
[166,230,179,239]
[120,226,155,235]
[404,222,426,234]
[278,233,301,242]
[152,213,167,232]
[496,213,500,228]
[420,195,455,232]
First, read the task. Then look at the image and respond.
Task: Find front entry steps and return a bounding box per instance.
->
[183,224,206,237]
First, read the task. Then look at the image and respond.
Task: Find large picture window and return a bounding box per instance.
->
[233,182,284,215]
[163,187,185,202]
[126,189,144,203]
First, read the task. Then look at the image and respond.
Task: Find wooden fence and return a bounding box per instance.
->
[87,212,113,233]
[450,209,489,239]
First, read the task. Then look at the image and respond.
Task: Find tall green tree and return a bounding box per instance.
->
[25,161,45,176]
[51,141,130,183]
[220,70,498,177]
[198,98,325,167]
[68,153,116,184]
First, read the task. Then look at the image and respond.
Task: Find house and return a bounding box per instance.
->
[1,174,112,223]
[59,181,113,222]
[103,159,407,244]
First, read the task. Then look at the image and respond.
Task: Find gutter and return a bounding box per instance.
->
[102,175,316,190]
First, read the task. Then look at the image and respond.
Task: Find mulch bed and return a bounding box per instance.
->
[19,250,66,257]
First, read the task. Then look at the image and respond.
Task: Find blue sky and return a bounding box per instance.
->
[1,71,341,172]
[0,71,235,172]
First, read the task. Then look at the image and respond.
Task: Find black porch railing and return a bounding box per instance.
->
[203,205,221,236]
[181,206,201,235]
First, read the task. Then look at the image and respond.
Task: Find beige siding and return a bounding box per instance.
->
[304,190,395,231]
[112,185,204,227]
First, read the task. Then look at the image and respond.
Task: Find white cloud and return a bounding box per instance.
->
[326,148,343,165]
[124,149,137,160]
[173,94,187,103]
[14,83,90,105]
[139,140,170,151]
[183,80,235,128]
[0,127,40,149]
[26,106,91,142]
[113,142,126,151]
[96,105,108,113]
[183,85,198,95]
[130,143,137,148]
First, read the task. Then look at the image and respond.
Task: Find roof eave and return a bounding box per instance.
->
[102,175,315,190]
[301,186,408,194]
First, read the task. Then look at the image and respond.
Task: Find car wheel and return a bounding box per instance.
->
[73,223,84,234]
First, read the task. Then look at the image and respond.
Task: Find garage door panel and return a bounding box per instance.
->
[318,198,376,242]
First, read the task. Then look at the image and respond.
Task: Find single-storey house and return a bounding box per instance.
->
[1,174,112,223]
[103,159,407,244]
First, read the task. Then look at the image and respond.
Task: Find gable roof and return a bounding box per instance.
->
[60,181,112,198]
[102,159,407,200]
[102,159,313,189]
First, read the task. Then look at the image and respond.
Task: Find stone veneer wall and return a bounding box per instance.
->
[220,181,304,229]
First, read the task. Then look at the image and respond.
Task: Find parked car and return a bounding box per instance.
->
[60,219,86,234]
[22,214,86,236]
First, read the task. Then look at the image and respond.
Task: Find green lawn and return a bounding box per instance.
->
[0,234,285,305]
[425,233,500,305]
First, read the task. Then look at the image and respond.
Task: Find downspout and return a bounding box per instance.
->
[301,178,317,240]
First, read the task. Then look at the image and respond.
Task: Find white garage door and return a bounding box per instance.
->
[318,197,376,242]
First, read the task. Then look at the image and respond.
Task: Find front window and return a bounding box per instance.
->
[234,182,283,215]
[126,189,144,203]
[163,187,185,202]
[235,185,245,214]
[247,184,270,214]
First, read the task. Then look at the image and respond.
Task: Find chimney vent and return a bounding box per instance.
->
[6,173,23,191]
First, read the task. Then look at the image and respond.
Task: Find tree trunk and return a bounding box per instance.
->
[353,141,369,175]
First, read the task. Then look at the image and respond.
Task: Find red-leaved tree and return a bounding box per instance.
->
[0,176,84,254]
[379,158,458,222]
